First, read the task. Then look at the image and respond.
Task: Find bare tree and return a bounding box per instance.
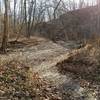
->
[24,0,28,37]
[53,0,62,19]
[0,0,9,53]
[27,0,34,37]
[97,0,100,33]
[79,0,85,8]
[13,0,17,34]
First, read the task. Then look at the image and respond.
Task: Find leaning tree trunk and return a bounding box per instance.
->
[1,0,8,53]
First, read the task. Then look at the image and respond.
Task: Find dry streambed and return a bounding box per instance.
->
[0,38,99,100]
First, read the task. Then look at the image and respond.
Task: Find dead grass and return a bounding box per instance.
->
[56,40,100,83]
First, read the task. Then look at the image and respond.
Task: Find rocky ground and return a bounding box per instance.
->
[0,37,100,100]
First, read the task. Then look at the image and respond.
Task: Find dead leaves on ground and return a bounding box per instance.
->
[0,61,62,100]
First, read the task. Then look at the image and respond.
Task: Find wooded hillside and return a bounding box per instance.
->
[35,6,100,41]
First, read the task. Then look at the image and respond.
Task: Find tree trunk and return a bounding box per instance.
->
[24,0,28,38]
[53,0,62,19]
[1,0,8,53]
[14,0,16,34]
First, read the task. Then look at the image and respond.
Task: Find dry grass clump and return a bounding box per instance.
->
[0,60,62,100]
[56,39,100,82]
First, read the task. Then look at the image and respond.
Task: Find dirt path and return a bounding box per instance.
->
[0,40,69,84]
[0,39,98,100]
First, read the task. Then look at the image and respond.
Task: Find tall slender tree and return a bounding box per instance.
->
[14,0,17,34]
[53,0,62,19]
[27,0,34,37]
[24,0,28,37]
[97,0,100,33]
[0,0,9,53]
